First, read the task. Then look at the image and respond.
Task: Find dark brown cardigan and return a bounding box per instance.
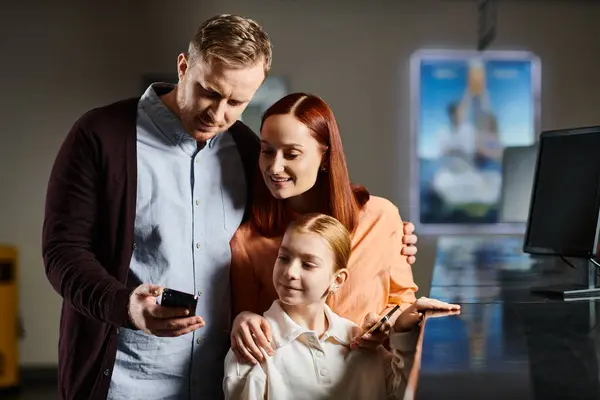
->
[42,97,259,399]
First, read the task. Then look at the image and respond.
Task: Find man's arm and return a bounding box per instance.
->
[42,120,132,327]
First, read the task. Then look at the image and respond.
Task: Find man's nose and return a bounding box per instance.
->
[209,100,227,123]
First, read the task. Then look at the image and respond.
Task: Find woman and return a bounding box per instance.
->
[230,93,419,364]
[224,213,459,399]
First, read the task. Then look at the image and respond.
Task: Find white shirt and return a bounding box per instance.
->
[223,301,417,400]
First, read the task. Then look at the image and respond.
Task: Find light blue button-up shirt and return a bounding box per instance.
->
[107,84,247,400]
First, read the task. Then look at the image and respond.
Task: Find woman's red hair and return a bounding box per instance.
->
[251,93,370,237]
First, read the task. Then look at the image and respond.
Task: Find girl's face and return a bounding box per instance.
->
[259,114,326,200]
[273,228,347,307]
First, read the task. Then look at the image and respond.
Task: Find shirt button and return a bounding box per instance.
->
[132,242,137,250]
[195,158,200,164]
[196,337,202,344]
[320,368,328,376]
[115,328,120,335]
[195,199,200,206]
[197,290,203,296]
[196,243,201,249]
[308,337,315,343]
[316,352,323,358]
[103,369,110,376]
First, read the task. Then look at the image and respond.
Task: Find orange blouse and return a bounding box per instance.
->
[230,196,418,326]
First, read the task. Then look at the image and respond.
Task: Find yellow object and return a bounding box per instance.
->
[0,245,18,391]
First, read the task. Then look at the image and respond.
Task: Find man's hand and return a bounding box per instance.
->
[401,221,418,265]
[128,284,205,337]
[350,312,391,350]
[230,311,275,365]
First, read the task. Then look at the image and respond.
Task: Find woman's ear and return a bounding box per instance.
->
[319,146,330,172]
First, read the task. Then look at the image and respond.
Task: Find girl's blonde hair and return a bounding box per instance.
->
[287,213,351,271]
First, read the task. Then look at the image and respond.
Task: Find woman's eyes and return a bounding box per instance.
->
[260,149,301,159]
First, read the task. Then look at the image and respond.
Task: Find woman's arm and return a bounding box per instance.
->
[230,232,262,317]
[387,213,419,313]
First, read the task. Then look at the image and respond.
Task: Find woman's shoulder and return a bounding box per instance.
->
[232,222,277,250]
[231,223,270,264]
[359,196,403,225]
[351,196,404,244]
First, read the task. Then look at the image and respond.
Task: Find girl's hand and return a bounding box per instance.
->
[394,297,460,332]
[351,312,392,350]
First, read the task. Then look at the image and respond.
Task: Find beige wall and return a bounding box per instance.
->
[0,2,150,365]
[0,0,598,366]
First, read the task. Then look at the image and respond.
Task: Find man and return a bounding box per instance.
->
[42,14,418,400]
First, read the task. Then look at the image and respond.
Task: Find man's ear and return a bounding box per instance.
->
[177,53,189,82]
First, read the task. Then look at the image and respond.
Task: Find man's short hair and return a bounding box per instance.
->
[188,14,272,76]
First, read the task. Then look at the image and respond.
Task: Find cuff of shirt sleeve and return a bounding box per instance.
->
[389,327,419,351]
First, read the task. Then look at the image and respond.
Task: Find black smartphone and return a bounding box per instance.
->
[361,304,401,336]
[160,288,198,317]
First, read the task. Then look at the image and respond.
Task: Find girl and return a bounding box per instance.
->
[230,93,420,363]
[224,214,459,399]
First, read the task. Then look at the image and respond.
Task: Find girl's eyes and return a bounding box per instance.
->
[276,256,317,269]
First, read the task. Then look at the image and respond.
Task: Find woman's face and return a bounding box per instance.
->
[259,114,326,200]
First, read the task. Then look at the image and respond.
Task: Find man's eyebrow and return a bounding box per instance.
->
[198,82,249,103]
[198,82,223,96]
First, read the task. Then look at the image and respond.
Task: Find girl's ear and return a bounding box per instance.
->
[330,268,349,293]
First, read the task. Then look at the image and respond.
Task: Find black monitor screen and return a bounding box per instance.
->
[524,126,600,258]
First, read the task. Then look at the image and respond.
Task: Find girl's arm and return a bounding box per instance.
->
[383,328,419,399]
[223,349,268,400]
[384,298,461,398]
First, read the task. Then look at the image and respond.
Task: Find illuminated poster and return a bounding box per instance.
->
[410,50,541,233]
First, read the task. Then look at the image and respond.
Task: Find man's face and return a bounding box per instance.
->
[175,54,265,142]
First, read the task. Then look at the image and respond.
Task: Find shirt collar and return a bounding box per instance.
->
[264,300,356,349]
[138,83,219,156]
